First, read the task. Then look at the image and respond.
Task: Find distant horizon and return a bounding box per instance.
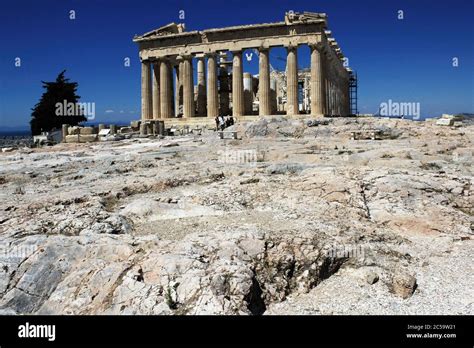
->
[1,0,473,128]
[0,119,136,132]
[2,105,472,132]
[4,113,474,134]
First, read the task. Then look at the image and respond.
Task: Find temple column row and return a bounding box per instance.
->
[140,46,347,119]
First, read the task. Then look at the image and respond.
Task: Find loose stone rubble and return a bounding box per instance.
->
[0,116,472,315]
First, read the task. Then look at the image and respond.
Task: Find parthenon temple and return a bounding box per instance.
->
[134,12,354,125]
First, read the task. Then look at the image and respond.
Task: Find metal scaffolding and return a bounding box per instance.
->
[349,71,358,115]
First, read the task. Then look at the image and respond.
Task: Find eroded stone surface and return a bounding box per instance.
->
[0,117,472,315]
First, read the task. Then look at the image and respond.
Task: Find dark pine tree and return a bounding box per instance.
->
[30,70,87,135]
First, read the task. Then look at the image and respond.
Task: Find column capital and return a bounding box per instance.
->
[157,56,171,63]
[205,52,218,59]
[180,54,193,60]
[285,44,298,51]
[309,42,325,52]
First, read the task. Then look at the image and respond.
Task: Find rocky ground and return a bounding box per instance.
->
[0,116,472,315]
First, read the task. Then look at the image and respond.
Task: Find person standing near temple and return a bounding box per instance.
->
[218,115,225,130]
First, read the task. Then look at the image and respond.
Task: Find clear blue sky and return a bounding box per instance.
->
[0,0,473,128]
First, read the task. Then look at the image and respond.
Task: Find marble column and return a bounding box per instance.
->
[324,52,330,115]
[207,53,219,118]
[196,57,207,116]
[182,55,195,118]
[232,51,244,117]
[329,81,333,116]
[159,58,173,118]
[338,81,342,115]
[337,88,340,115]
[270,78,277,114]
[62,124,68,141]
[303,77,310,113]
[175,61,182,117]
[152,61,160,119]
[328,79,334,116]
[141,60,152,120]
[310,44,325,116]
[258,48,271,116]
[338,78,342,115]
[286,46,298,115]
[336,83,340,115]
[276,78,283,112]
[243,72,253,115]
[329,80,333,116]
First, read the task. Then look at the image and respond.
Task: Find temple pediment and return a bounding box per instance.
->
[135,23,186,40]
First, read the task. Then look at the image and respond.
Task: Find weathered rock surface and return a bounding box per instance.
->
[391,271,417,299]
[0,116,472,315]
